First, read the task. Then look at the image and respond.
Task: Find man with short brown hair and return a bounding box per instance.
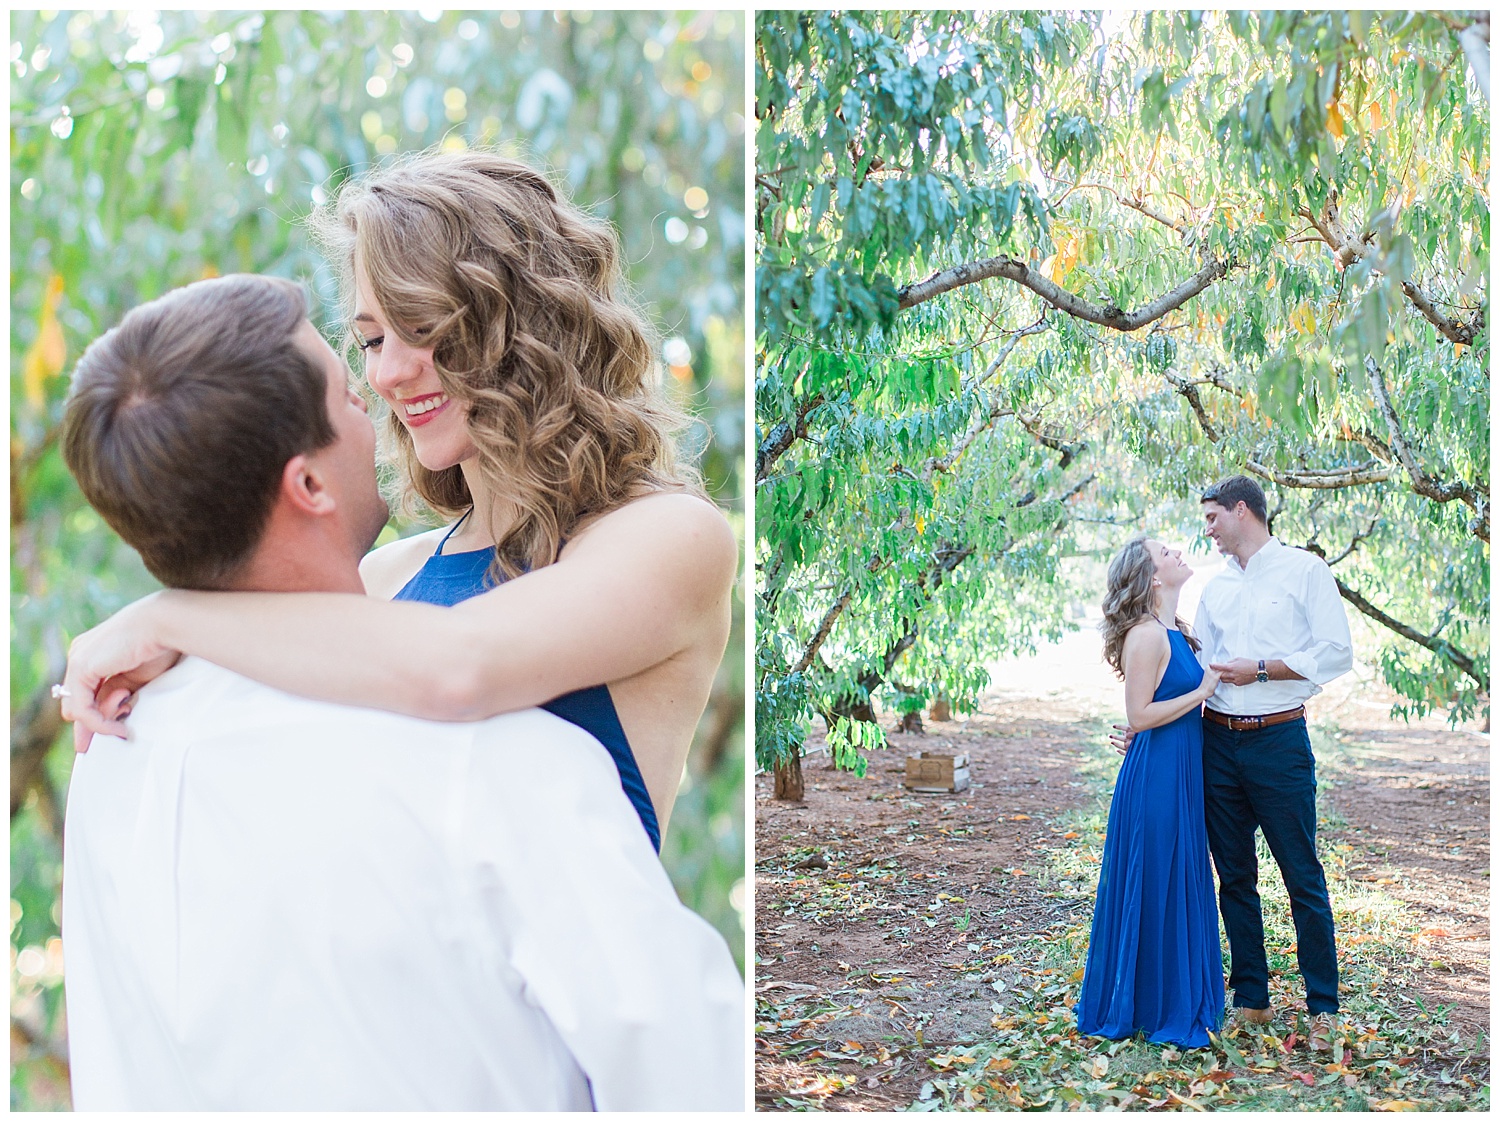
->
[61,274,386,591]
[1196,473,1352,1051]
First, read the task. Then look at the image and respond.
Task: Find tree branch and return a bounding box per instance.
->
[1017,414,1086,469]
[1307,543,1488,692]
[1247,460,1400,489]
[1056,472,1097,506]
[1165,370,1222,443]
[1342,427,1395,463]
[925,403,1014,481]
[1400,280,1485,345]
[1298,192,1485,344]
[756,392,825,483]
[1121,195,1189,233]
[1367,359,1489,539]
[1310,504,1382,567]
[923,316,1048,481]
[896,252,1231,332]
[961,314,1049,394]
[793,591,853,675]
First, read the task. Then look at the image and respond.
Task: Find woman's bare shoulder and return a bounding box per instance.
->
[1121,617,1168,650]
[359,526,449,600]
[574,492,734,551]
[564,493,737,584]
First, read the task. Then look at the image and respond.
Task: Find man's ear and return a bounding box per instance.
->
[279,453,337,517]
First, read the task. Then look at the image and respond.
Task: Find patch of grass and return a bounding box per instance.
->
[920,722,1487,1112]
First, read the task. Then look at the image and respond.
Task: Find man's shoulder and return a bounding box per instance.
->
[1269,539,1333,577]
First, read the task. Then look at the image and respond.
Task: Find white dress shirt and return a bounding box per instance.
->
[62,658,744,1111]
[1192,537,1353,715]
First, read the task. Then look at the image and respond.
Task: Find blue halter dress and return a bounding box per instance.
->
[392,516,661,852]
[1074,624,1224,1047]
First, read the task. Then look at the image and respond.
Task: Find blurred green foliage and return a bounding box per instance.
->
[11,10,746,1109]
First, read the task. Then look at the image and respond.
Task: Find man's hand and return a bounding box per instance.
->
[1209,657,1259,686]
[1109,724,1136,756]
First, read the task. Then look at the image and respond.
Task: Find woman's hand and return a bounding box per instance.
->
[1195,666,1223,701]
[60,593,182,753]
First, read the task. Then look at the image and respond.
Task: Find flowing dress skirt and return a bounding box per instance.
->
[1075,631,1224,1047]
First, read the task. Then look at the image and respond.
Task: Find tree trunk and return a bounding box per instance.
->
[829,677,879,724]
[773,752,805,801]
[929,695,952,722]
[897,710,925,734]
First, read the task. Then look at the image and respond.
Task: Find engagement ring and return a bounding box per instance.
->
[51,684,71,700]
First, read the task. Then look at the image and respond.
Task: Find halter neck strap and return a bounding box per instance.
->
[433,508,475,557]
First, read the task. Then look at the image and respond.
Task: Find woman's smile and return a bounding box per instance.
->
[399,391,452,426]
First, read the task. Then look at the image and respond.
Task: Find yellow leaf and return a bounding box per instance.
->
[1038,254,1057,282]
[1369,100,1383,130]
[1265,274,1277,292]
[23,274,66,410]
[201,263,221,279]
[1375,1101,1419,1112]
[1456,342,1468,359]
[915,512,925,534]
[1291,301,1317,335]
[1326,102,1345,139]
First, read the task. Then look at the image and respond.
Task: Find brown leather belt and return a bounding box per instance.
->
[1204,705,1305,732]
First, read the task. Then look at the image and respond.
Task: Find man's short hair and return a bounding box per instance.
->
[1200,474,1268,524]
[62,274,336,590]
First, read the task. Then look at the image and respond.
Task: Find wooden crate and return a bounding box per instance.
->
[904,751,970,793]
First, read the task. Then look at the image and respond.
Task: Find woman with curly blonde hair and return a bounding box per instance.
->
[59,150,736,850]
[1074,536,1224,1047]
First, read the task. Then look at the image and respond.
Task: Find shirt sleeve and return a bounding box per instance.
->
[1191,596,1215,669]
[1283,559,1354,685]
[462,714,744,1112]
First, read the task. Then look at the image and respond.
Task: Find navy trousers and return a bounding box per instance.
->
[1201,717,1339,1014]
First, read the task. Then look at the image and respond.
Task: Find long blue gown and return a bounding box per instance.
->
[1074,626,1224,1047]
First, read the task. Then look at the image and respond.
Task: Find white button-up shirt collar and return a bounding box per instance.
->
[1192,536,1354,715]
[62,659,744,1111]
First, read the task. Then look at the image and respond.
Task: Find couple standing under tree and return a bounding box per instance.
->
[1077,475,1353,1052]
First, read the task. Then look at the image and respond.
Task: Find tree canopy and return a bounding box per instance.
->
[11,11,745,1107]
[755,10,1488,782]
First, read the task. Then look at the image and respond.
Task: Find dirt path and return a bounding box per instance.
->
[754,628,1489,1111]
[1316,689,1490,1040]
[755,695,1103,1110]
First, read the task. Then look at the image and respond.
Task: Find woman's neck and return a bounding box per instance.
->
[445,457,511,550]
[1154,585,1183,626]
